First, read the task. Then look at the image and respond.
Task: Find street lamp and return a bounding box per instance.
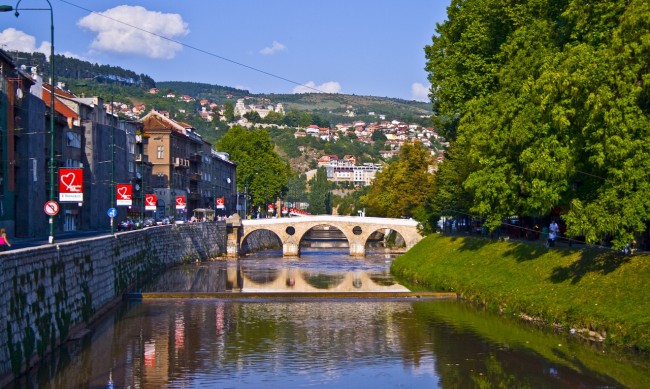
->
[1,0,56,243]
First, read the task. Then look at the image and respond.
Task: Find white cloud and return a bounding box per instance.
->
[77,5,189,59]
[411,82,430,102]
[0,28,50,55]
[259,41,287,56]
[293,81,341,94]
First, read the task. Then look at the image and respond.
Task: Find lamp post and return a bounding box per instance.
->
[1,0,56,243]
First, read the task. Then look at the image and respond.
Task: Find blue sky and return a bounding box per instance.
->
[0,1,450,101]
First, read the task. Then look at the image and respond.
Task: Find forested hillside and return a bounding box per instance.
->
[13,51,155,87]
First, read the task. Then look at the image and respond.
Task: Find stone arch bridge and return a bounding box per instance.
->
[226,215,423,257]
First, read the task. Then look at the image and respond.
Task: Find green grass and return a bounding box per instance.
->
[391,234,650,353]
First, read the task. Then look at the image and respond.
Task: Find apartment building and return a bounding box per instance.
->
[141,110,236,220]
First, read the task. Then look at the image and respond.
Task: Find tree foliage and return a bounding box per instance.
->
[361,142,435,222]
[308,167,333,215]
[215,126,290,207]
[286,174,308,203]
[425,0,650,248]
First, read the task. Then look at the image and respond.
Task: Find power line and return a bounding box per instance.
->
[56,0,326,94]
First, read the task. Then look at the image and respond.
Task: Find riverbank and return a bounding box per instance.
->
[390,234,650,354]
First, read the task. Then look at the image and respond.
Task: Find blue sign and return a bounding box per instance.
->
[107,207,117,218]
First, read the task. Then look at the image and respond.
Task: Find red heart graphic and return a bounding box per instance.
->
[117,187,128,198]
[60,173,76,190]
[176,197,184,205]
[145,195,155,205]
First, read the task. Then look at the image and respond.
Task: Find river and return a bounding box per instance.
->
[13,248,650,388]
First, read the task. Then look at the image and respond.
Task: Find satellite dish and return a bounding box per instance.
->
[226,178,231,184]
[135,184,140,191]
[136,172,142,179]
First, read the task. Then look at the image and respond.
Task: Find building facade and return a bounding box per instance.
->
[141,110,237,221]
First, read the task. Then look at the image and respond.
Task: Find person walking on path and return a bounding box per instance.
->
[0,228,11,251]
[546,220,559,248]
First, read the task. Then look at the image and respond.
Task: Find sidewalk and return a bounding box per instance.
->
[8,230,112,250]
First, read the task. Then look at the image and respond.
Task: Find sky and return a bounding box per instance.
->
[0,1,451,101]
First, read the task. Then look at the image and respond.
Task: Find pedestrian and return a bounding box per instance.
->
[0,228,11,251]
[546,230,556,248]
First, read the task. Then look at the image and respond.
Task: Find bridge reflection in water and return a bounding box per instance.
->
[140,249,409,294]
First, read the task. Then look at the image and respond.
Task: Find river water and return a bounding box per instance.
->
[16,248,650,388]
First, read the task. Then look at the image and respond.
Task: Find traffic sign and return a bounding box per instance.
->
[107,207,117,218]
[44,200,59,216]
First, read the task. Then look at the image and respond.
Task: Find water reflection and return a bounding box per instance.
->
[141,248,408,293]
[22,299,645,388]
[14,248,650,388]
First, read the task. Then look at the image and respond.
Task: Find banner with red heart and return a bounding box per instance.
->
[176,196,186,209]
[216,197,225,209]
[59,168,84,202]
[145,194,157,211]
[116,184,133,206]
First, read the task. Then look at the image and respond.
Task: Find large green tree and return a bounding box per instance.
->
[361,142,435,221]
[425,0,650,248]
[216,126,290,209]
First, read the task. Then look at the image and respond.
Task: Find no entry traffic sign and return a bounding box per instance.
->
[44,200,59,216]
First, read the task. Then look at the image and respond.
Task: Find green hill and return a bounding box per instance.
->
[156,81,433,125]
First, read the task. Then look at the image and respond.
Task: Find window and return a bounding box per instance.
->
[157,145,164,159]
[127,138,135,154]
[66,132,81,148]
[128,161,134,173]
[64,159,82,168]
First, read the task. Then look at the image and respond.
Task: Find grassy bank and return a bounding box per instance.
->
[391,234,650,353]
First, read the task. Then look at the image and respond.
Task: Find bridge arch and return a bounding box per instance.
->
[295,224,353,253]
[240,228,282,254]
[363,227,407,251]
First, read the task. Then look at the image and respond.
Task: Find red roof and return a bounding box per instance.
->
[41,85,78,121]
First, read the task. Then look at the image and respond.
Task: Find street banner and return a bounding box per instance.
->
[216,197,225,210]
[59,168,83,202]
[176,196,186,209]
[268,203,275,213]
[145,194,157,211]
[116,183,133,206]
[282,206,288,214]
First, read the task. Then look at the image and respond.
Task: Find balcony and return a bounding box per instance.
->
[189,173,202,182]
[173,157,190,168]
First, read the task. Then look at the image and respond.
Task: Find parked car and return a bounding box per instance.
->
[157,217,171,225]
[117,219,134,231]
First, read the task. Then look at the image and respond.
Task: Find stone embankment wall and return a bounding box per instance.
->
[0,222,226,384]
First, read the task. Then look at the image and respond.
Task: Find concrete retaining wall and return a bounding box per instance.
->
[0,222,226,383]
